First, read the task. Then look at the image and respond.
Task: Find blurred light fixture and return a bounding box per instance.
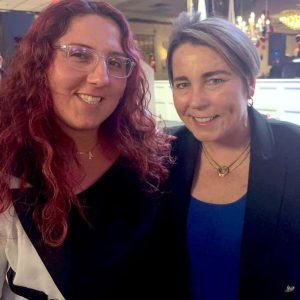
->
[187,0,208,18]
[235,0,273,44]
[236,11,272,44]
[279,10,300,30]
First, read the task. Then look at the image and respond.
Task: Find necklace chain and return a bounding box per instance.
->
[202,142,250,177]
[77,142,98,160]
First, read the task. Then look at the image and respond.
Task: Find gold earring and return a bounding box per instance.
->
[248,97,253,107]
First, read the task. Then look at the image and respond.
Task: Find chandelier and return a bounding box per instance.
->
[279,10,300,30]
[234,0,273,44]
[236,12,272,44]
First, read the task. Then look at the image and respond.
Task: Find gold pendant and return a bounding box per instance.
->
[217,166,229,177]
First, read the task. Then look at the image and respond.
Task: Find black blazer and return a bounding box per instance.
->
[164,107,300,300]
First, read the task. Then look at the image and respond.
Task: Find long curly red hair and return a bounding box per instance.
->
[0,0,173,247]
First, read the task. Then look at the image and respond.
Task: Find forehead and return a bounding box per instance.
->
[172,43,229,73]
[59,14,122,51]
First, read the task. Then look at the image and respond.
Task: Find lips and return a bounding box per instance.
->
[77,93,103,105]
[194,115,218,123]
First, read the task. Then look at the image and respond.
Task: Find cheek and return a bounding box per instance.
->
[119,82,127,97]
[173,93,185,112]
[111,79,126,98]
[52,93,67,115]
[226,99,247,119]
[228,105,235,114]
[173,99,183,116]
[48,63,83,93]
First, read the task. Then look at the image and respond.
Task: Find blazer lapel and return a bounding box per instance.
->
[12,189,71,299]
[170,126,200,236]
[239,108,287,297]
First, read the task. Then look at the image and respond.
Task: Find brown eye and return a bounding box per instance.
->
[175,82,190,89]
[107,56,123,69]
[68,47,94,64]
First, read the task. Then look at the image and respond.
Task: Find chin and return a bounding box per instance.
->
[79,124,101,131]
[62,122,100,133]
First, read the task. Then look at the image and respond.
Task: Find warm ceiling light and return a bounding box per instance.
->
[236,12,272,44]
[235,0,272,44]
[279,10,300,30]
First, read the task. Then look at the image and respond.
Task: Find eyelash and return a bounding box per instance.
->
[174,78,225,89]
[174,82,190,89]
[207,78,225,85]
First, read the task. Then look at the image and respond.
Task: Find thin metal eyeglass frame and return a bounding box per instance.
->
[54,44,135,79]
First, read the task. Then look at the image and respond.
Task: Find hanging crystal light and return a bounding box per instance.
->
[279,10,300,31]
[236,12,272,44]
[235,0,272,44]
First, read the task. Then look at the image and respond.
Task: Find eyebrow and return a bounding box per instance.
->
[173,76,189,83]
[202,70,232,79]
[173,69,232,83]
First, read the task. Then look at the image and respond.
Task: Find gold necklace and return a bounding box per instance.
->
[202,142,250,177]
[77,143,98,160]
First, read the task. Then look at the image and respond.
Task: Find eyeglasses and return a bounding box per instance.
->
[54,44,135,79]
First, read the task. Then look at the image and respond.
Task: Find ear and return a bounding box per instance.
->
[248,79,256,97]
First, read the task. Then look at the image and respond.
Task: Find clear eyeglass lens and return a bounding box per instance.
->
[61,45,134,78]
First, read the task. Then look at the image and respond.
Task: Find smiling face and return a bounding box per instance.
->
[172,43,254,145]
[47,14,126,136]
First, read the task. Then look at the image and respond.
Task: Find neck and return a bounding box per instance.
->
[73,132,99,161]
[202,130,250,166]
[76,136,98,154]
[56,116,100,152]
[62,129,99,154]
[203,135,250,154]
[201,138,250,178]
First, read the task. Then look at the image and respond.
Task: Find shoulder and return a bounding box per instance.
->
[167,125,196,145]
[0,175,32,235]
[166,125,185,137]
[4,175,32,189]
[167,125,185,135]
[264,120,300,178]
[0,176,32,240]
[0,204,64,299]
[0,206,18,297]
[267,119,300,156]
[166,126,200,175]
[0,206,18,238]
[268,118,300,139]
[249,108,300,159]
[167,125,197,154]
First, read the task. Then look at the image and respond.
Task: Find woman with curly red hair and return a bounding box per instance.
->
[0,0,173,298]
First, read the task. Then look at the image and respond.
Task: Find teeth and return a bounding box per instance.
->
[195,116,216,122]
[78,94,102,105]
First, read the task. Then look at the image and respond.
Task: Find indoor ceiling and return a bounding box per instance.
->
[0,0,299,33]
[0,0,186,22]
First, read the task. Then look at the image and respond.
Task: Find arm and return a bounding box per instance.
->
[0,210,10,298]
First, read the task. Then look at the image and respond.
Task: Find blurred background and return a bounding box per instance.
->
[0,0,299,125]
[0,0,299,79]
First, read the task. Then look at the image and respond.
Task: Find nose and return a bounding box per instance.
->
[86,59,110,86]
[190,85,209,109]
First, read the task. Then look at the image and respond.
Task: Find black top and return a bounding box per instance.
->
[13,160,163,300]
[69,161,160,299]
